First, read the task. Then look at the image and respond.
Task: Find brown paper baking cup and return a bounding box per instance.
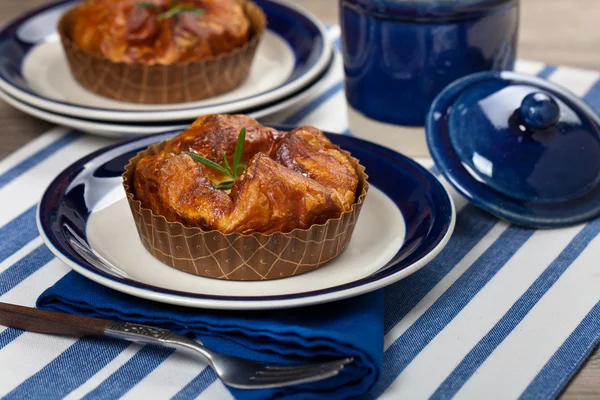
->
[58,1,266,104]
[122,140,369,281]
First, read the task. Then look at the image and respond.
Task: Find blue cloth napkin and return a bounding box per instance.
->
[37,271,383,399]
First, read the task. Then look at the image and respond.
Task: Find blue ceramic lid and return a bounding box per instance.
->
[426,71,600,228]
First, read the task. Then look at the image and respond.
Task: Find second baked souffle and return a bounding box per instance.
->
[59,0,266,103]
[70,0,252,65]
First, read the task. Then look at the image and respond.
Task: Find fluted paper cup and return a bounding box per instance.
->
[122,140,369,281]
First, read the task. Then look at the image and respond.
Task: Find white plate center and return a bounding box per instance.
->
[22,31,294,111]
[86,185,406,297]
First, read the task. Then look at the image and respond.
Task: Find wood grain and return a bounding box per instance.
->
[0,0,598,397]
[0,302,109,337]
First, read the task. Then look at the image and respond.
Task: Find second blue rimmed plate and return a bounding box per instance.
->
[37,129,455,310]
[0,0,332,122]
[0,50,336,137]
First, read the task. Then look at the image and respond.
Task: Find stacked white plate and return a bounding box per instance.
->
[0,0,335,137]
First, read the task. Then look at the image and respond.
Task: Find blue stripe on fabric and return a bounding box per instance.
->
[283,81,344,125]
[4,337,129,400]
[0,131,82,191]
[0,328,24,350]
[383,204,498,332]
[520,300,600,400]
[583,78,600,113]
[0,245,55,353]
[172,367,218,400]
[0,245,54,297]
[536,65,557,80]
[370,225,535,398]
[333,35,341,51]
[0,205,38,264]
[82,345,175,399]
[431,218,600,399]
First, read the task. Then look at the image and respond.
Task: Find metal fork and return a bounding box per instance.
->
[0,302,353,389]
[106,321,353,389]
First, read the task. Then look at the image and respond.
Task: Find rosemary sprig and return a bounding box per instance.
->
[183,152,231,176]
[215,181,234,190]
[137,2,159,11]
[182,127,247,191]
[137,1,204,21]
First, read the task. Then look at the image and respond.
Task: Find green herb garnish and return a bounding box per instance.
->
[137,2,159,10]
[137,0,204,21]
[182,127,247,191]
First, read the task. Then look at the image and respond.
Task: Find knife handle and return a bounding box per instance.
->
[0,302,109,337]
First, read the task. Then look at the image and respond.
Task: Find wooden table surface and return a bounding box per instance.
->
[0,0,599,398]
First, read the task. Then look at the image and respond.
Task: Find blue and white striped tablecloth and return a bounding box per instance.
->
[0,26,599,399]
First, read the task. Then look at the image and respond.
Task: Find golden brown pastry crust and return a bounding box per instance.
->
[134,154,233,229]
[275,126,359,211]
[70,0,250,65]
[162,114,281,183]
[133,115,360,234]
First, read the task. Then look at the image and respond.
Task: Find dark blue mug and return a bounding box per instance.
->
[340,0,519,127]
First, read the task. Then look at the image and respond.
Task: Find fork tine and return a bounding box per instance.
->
[251,362,347,382]
[262,357,354,372]
[228,369,342,390]
[257,358,353,376]
[249,368,342,385]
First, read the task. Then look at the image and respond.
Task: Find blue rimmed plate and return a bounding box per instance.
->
[0,0,331,122]
[37,129,455,310]
[0,50,336,137]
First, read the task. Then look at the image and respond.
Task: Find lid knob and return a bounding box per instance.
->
[519,92,560,130]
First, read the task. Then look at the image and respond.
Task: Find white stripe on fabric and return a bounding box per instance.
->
[297,90,348,132]
[198,381,235,400]
[63,344,144,400]
[548,66,600,97]
[122,353,209,399]
[455,232,600,399]
[0,135,112,227]
[0,333,78,396]
[412,158,434,168]
[514,60,546,76]
[327,25,341,39]
[0,127,69,175]
[381,224,583,399]
[1,259,70,306]
[382,221,508,353]
[0,237,42,274]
